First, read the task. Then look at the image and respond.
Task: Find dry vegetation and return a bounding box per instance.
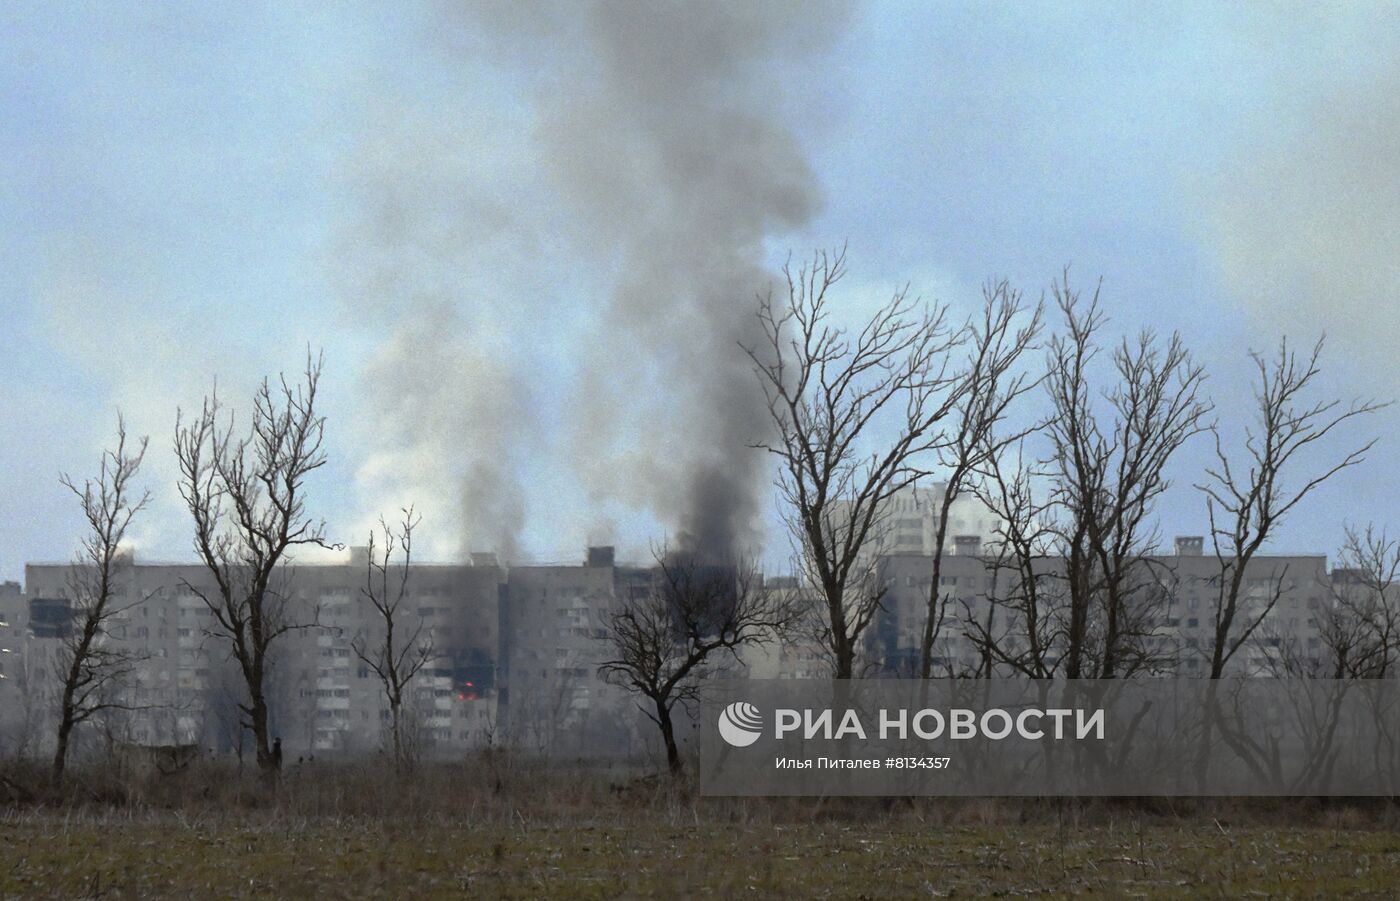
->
[4,756,1400,898]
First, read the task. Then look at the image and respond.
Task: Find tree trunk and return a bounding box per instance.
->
[1195,678,1221,794]
[1101,589,1121,679]
[656,698,681,776]
[921,496,958,680]
[250,693,277,774]
[832,626,855,680]
[52,654,83,784]
[920,552,946,679]
[390,701,405,769]
[52,711,75,784]
[1065,559,1089,679]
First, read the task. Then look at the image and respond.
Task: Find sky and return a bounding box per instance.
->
[3,1,1400,583]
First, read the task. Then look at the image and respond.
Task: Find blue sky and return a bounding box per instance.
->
[3,2,1399,581]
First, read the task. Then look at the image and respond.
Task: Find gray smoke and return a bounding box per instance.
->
[1203,44,1400,379]
[465,0,850,560]
[336,105,532,563]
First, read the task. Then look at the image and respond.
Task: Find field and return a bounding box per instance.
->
[4,760,1400,898]
[7,817,1400,898]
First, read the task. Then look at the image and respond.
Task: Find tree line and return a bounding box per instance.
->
[41,248,1394,782]
[47,354,432,782]
[746,249,1388,687]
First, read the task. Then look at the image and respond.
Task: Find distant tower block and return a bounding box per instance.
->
[1175,536,1204,556]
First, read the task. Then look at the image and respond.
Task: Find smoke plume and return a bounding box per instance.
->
[467,1,850,561]
[337,106,534,563]
[341,3,849,563]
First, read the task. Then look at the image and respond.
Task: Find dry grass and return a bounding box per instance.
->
[3,755,1400,897]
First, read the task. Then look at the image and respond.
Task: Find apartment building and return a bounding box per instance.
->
[19,553,502,758]
[836,482,1002,578]
[0,535,1348,762]
[9,545,657,760]
[0,580,37,755]
[499,547,658,755]
[868,537,1330,678]
[869,552,995,676]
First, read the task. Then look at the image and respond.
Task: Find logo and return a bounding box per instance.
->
[718,701,763,748]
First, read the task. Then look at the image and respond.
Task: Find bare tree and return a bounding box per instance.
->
[746,247,965,678]
[1044,274,1211,678]
[174,352,333,775]
[964,442,1065,679]
[1198,337,1385,678]
[1313,525,1400,679]
[351,507,433,769]
[918,280,1043,679]
[52,418,150,783]
[599,549,797,776]
[1228,526,1400,793]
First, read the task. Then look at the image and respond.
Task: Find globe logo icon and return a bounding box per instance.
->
[718,701,763,748]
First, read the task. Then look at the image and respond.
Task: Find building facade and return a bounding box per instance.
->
[0,537,1360,763]
[7,547,655,761]
[839,483,1003,579]
[868,538,1331,678]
